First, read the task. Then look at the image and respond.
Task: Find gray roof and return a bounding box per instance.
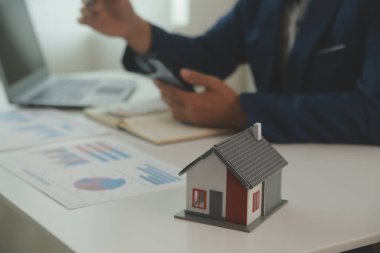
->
[179,128,288,189]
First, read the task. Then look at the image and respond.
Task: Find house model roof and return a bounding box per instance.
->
[179,126,288,189]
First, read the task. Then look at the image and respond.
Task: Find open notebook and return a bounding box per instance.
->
[84,107,230,145]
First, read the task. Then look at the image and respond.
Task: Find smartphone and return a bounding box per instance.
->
[135,55,194,92]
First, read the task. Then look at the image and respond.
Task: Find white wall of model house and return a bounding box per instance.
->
[247,183,262,224]
[186,153,227,216]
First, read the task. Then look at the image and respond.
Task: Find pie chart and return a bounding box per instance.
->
[74,177,126,191]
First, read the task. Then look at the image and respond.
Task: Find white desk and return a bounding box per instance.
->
[0,72,380,253]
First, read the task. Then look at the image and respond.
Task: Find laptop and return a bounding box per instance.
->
[0,0,135,108]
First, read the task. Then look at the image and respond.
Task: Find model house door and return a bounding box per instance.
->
[210,190,223,218]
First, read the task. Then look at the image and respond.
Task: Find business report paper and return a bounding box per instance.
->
[0,136,184,209]
[0,109,108,151]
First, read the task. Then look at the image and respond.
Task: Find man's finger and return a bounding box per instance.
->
[180,69,220,91]
[79,4,100,24]
[161,94,190,123]
[79,7,92,24]
[82,0,94,6]
[171,106,195,125]
[155,79,192,101]
[161,92,185,110]
[158,83,187,110]
[92,0,104,12]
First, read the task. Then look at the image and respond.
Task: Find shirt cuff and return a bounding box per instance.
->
[122,25,172,73]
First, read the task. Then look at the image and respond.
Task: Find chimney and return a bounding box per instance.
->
[252,123,262,141]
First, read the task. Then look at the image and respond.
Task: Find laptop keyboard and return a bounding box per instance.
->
[30,78,132,104]
[31,79,94,102]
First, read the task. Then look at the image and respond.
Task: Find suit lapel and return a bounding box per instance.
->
[284,0,342,93]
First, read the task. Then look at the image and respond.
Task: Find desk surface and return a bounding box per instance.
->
[0,72,380,253]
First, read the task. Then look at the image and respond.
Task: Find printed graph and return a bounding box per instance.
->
[0,109,109,152]
[0,111,30,123]
[42,148,89,168]
[74,177,126,191]
[17,125,65,139]
[138,164,181,185]
[76,142,130,162]
[0,136,183,209]
[60,124,74,131]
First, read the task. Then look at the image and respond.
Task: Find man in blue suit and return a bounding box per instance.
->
[80,0,380,146]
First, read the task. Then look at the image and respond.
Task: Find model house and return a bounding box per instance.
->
[175,123,288,232]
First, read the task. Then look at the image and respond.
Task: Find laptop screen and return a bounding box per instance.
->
[0,0,45,87]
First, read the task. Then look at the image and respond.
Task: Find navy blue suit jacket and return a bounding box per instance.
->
[123,0,380,145]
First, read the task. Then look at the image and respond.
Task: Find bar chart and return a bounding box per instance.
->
[17,125,65,139]
[138,164,181,185]
[42,148,89,168]
[76,142,130,162]
[0,109,107,151]
[0,111,31,123]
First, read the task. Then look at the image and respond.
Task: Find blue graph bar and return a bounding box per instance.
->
[59,160,89,167]
[18,125,64,139]
[43,148,89,168]
[97,142,130,158]
[77,143,130,162]
[0,112,30,123]
[140,176,161,185]
[139,167,172,184]
[77,146,109,162]
[145,165,181,182]
[87,144,120,161]
[60,124,73,131]
[138,164,180,185]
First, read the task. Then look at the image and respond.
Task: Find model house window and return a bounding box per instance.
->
[252,190,261,213]
[192,188,207,209]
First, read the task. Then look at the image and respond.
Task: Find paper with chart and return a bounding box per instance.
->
[0,109,108,151]
[0,136,184,209]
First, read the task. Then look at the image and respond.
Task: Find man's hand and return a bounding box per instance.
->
[79,0,151,54]
[155,69,248,130]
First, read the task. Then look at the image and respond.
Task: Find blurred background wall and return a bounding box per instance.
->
[24,0,254,92]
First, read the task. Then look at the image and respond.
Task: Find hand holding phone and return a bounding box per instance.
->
[135,56,194,92]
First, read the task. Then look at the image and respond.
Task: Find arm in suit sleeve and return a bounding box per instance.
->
[240,4,380,145]
[122,0,251,79]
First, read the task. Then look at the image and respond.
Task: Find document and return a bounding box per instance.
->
[0,136,184,209]
[85,107,230,144]
[0,109,108,151]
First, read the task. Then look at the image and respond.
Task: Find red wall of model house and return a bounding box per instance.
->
[226,170,248,225]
